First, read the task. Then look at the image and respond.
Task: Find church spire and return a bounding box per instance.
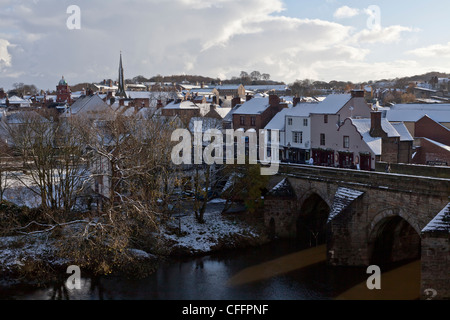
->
[116,52,127,98]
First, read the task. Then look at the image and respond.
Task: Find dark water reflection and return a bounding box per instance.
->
[0,240,387,300]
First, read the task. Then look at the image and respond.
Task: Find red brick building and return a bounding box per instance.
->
[412,138,450,166]
[232,94,286,131]
[412,115,450,165]
[56,76,72,104]
[415,115,450,146]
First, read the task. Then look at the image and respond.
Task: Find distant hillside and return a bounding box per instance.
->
[148,75,218,84]
[399,71,450,83]
[372,72,450,86]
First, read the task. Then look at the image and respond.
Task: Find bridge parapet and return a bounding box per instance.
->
[279,164,450,198]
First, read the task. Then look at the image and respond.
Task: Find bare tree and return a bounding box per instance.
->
[6,111,90,214]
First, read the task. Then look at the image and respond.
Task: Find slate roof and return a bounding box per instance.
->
[233,97,270,115]
[350,118,402,156]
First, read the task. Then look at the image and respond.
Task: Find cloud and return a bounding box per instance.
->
[0,39,12,69]
[408,42,450,57]
[0,0,438,90]
[334,6,360,19]
[352,25,414,44]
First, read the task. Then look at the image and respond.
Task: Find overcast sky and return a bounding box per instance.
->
[1,0,450,91]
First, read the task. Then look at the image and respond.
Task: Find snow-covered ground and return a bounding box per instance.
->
[2,172,41,208]
[0,234,67,286]
[161,199,266,255]
[0,198,267,284]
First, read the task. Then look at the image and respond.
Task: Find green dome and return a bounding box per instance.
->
[59,76,68,86]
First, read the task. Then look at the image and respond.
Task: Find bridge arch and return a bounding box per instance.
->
[368,208,421,266]
[296,192,331,247]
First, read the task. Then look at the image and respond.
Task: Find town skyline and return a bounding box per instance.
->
[2,0,450,90]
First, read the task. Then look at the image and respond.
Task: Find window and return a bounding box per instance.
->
[251,117,256,126]
[240,116,245,126]
[343,136,350,149]
[303,119,308,126]
[288,118,293,126]
[320,133,326,146]
[293,132,303,144]
[324,115,328,124]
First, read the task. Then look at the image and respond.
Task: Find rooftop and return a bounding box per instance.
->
[312,94,352,115]
[233,97,270,115]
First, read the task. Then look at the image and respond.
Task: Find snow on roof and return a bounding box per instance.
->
[350,118,401,155]
[267,178,296,198]
[125,91,154,99]
[222,104,241,122]
[328,187,365,223]
[352,118,400,138]
[386,104,450,123]
[214,84,243,90]
[265,108,290,131]
[189,117,222,132]
[285,103,318,117]
[233,97,270,115]
[312,94,352,115]
[386,110,450,123]
[164,100,199,110]
[391,122,414,141]
[245,85,289,92]
[7,96,29,103]
[390,103,450,111]
[422,203,450,233]
[422,138,450,152]
[67,95,111,115]
[213,106,232,119]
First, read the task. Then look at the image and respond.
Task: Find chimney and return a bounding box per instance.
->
[109,80,113,88]
[246,94,253,102]
[231,96,241,108]
[351,90,365,98]
[156,99,163,109]
[293,96,301,107]
[369,111,386,138]
[269,94,280,108]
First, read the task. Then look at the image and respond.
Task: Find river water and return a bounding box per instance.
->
[0,239,420,300]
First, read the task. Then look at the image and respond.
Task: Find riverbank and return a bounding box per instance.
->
[0,200,270,289]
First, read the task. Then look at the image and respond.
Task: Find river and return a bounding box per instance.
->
[0,240,420,300]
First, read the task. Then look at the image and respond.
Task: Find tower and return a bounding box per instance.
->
[116,52,127,98]
[56,76,72,104]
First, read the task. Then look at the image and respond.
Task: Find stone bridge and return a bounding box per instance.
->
[263,164,450,300]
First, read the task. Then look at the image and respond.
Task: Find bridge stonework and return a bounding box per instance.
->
[264,165,450,299]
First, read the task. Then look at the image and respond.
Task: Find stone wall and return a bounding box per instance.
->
[376,161,450,178]
[265,164,450,299]
[421,233,449,300]
[264,198,297,238]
